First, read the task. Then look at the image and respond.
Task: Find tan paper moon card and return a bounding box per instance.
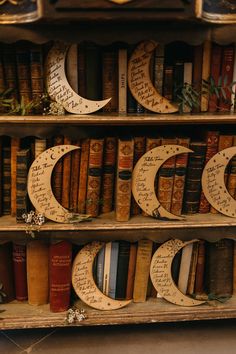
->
[128,40,178,113]
[46,42,111,114]
[132,145,192,220]
[150,239,206,307]
[202,146,236,217]
[72,241,131,310]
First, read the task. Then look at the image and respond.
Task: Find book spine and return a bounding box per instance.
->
[101,137,117,214]
[126,242,138,300]
[77,138,90,214]
[85,42,102,100]
[115,241,130,299]
[86,138,104,217]
[30,44,44,102]
[163,65,174,101]
[115,138,134,222]
[13,243,27,301]
[201,40,212,112]
[103,242,112,296]
[154,44,165,95]
[118,48,127,114]
[35,138,47,158]
[3,144,11,215]
[16,43,32,105]
[194,240,206,295]
[96,245,105,291]
[11,137,20,216]
[208,44,222,112]
[2,44,17,100]
[62,136,72,210]
[170,137,190,216]
[108,241,119,299]
[219,44,235,112]
[102,49,118,112]
[66,44,78,93]
[199,131,220,213]
[49,240,72,312]
[0,242,15,303]
[27,240,49,305]
[52,135,64,204]
[187,242,199,295]
[69,140,81,213]
[178,243,194,294]
[16,149,30,222]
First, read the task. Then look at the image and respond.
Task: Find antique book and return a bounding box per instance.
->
[16,149,30,222]
[187,242,199,295]
[115,241,130,300]
[205,239,234,298]
[154,44,165,95]
[0,242,15,303]
[3,142,11,215]
[178,242,194,294]
[102,47,118,112]
[2,43,17,100]
[108,241,119,299]
[66,44,78,93]
[52,135,64,204]
[118,48,127,114]
[27,240,49,305]
[62,136,72,210]
[127,45,137,114]
[201,40,212,112]
[199,131,220,213]
[192,44,203,113]
[10,137,20,216]
[13,243,27,301]
[208,44,222,112]
[126,242,138,300]
[101,137,117,214]
[194,240,206,295]
[163,65,174,101]
[77,138,90,214]
[96,245,105,292]
[103,242,112,296]
[16,42,32,105]
[133,239,153,303]
[219,44,235,112]
[171,137,190,216]
[49,240,72,312]
[69,140,81,213]
[86,138,104,217]
[115,137,134,221]
[30,44,44,102]
[183,142,207,214]
[34,138,47,158]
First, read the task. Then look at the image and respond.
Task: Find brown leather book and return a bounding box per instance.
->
[133,239,153,302]
[86,138,104,217]
[205,239,234,298]
[13,243,27,301]
[187,242,199,295]
[69,140,81,213]
[49,240,72,312]
[27,240,49,305]
[158,138,177,212]
[126,242,138,300]
[102,47,118,112]
[30,44,44,102]
[192,44,203,113]
[115,137,134,222]
[199,131,220,213]
[219,44,235,112]
[208,44,222,112]
[52,135,64,204]
[163,65,174,101]
[3,140,11,215]
[16,42,32,105]
[0,242,15,303]
[77,138,90,214]
[2,43,18,100]
[10,137,20,217]
[171,137,190,216]
[62,136,72,210]
[194,240,206,295]
[101,137,117,214]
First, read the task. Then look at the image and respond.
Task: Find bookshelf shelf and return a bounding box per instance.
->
[1,297,236,330]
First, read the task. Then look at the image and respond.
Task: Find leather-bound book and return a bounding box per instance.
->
[49,240,72,312]
[118,48,127,114]
[205,239,234,298]
[0,242,15,303]
[27,240,49,305]
[171,137,190,216]
[52,135,64,204]
[131,136,146,216]
[115,137,134,222]
[115,241,130,300]
[219,44,235,112]
[187,242,199,295]
[62,136,72,210]
[183,142,207,214]
[208,44,222,112]
[192,44,203,113]
[154,44,165,96]
[16,42,32,105]
[199,131,220,213]
[102,47,118,112]
[30,44,44,102]
[2,43,18,100]
[13,243,27,301]
[103,242,112,296]
[69,140,81,213]
[178,242,194,294]
[11,137,20,216]
[133,239,153,302]
[101,137,117,214]
[86,138,104,217]
[127,45,136,114]
[35,138,47,158]
[77,138,90,214]
[126,242,138,300]
[158,138,177,212]
[201,40,211,112]
[194,240,206,295]
[163,65,174,101]
[108,241,119,299]
[3,141,11,215]
[16,149,30,222]
[96,245,105,292]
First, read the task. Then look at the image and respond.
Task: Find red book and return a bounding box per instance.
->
[49,240,72,312]
[219,44,235,112]
[13,243,27,301]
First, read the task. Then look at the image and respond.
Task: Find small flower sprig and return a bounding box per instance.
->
[65,308,87,324]
[22,211,45,238]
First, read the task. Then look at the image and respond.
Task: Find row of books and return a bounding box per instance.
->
[0,40,236,114]
[1,130,236,221]
[1,238,235,312]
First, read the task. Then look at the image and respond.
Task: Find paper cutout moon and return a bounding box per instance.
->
[127,40,178,113]
[132,145,193,220]
[202,146,236,217]
[150,239,206,306]
[46,42,111,114]
[72,241,131,310]
[27,145,79,223]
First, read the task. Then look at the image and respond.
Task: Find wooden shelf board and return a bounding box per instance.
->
[0,113,236,125]
[1,297,236,330]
